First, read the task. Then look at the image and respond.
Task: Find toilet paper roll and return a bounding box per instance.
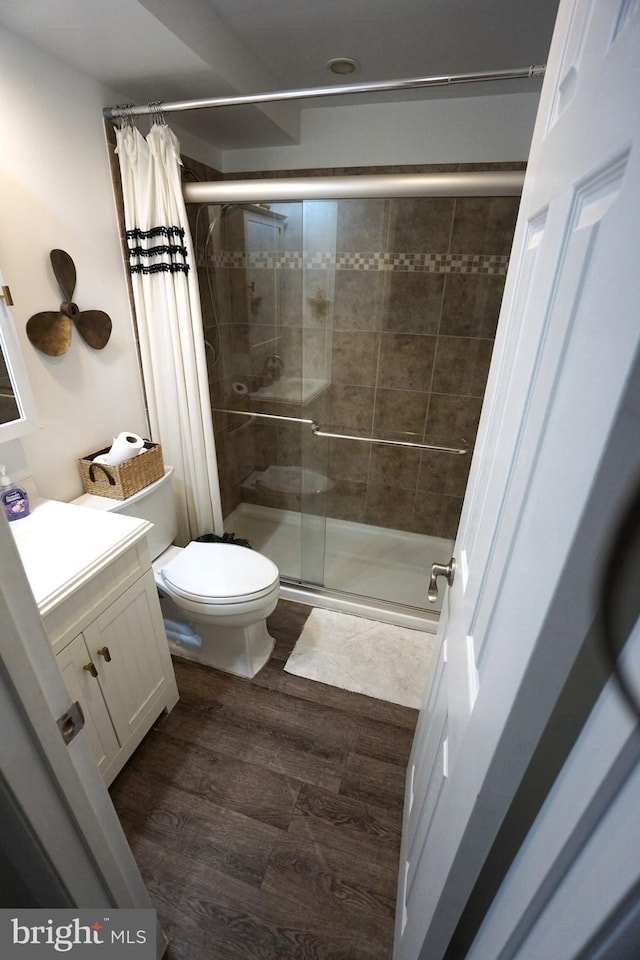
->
[105,431,145,465]
[232,380,249,396]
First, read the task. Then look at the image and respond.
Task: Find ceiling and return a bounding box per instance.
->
[0,0,560,151]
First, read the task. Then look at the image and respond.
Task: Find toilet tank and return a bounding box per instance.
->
[73,466,177,561]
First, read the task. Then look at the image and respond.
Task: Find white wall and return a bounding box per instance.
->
[0,26,220,504]
[222,91,539,172]
[0,25,148,501]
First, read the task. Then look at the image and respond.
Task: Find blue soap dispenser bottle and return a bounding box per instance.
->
[0,465,30,521]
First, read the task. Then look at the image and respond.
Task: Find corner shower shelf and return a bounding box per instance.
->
[249,376,329,404]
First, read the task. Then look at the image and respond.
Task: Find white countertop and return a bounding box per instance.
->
[10,498,151,615]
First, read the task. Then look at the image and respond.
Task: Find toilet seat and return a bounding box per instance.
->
[161,541,279,605]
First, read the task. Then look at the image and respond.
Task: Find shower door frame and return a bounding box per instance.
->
[187,172,523,623]
[184,170,524,205]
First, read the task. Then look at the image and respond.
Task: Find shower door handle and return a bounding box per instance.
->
[428,558,456,602]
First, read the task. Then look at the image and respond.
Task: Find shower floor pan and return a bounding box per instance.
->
[223,502,452,620]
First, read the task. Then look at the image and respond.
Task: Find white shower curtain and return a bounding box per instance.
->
[115,121,222,544]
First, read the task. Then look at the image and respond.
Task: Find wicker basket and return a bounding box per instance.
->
[78,442,164,500]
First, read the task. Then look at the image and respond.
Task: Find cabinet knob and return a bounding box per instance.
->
[82,661,98,678]
[97,646,112,662]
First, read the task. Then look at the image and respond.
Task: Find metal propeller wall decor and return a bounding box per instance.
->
[27,250,112,356]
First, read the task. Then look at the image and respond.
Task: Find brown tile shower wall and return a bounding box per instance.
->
[322,189,519,538]
[193,163,522,540]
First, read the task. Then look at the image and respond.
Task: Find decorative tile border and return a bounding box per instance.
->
[201,250,509,275]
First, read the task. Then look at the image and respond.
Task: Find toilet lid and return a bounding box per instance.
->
[161,542,279,603]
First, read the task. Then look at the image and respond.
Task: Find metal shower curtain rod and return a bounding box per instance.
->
[103,65,546,120]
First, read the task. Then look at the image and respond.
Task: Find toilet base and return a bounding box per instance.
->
[159,594,275,679]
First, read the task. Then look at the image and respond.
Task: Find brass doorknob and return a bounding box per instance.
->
[428,558,456,602]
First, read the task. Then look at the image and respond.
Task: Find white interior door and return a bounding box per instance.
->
[395,1,640,957]
[0,508,159,926]
[467,566,640,957]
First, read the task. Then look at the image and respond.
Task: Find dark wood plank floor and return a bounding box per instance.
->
[110,600,418,960]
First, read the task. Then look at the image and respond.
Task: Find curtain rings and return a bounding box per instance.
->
[149,100,166,126]
[114,104,137,129]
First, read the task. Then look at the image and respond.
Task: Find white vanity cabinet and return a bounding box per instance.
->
[56,631,120,777]
[12,498,179,785]
[53,568,177,783]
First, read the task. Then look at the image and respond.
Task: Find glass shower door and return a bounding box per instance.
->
[207,199,332,587]
[314,194,468,611]
[298,199,336,586]
[200,186,511,613]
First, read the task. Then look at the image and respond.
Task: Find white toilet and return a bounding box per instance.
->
[74,467,280,678]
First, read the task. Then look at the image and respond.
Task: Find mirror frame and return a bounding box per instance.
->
[0,286,40,443]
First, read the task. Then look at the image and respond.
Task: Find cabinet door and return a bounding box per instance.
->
[56,634,120,776]
[83,571,173,748]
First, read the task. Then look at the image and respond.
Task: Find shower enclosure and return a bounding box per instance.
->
[188,172,520,618]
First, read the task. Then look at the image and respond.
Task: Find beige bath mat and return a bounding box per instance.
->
[284,608,436,709]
